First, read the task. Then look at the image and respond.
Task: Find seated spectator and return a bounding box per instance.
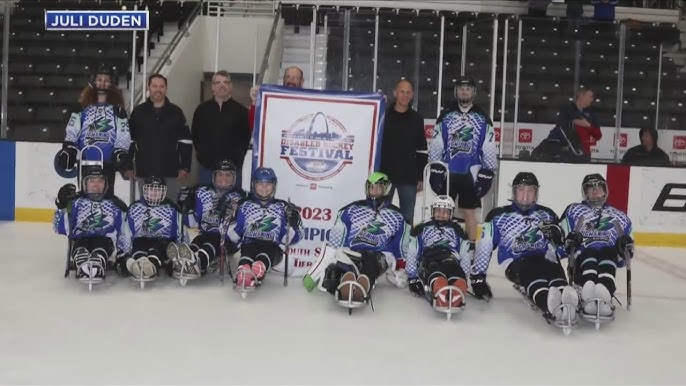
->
[592,0,618,22]
[530,88,599,163]
[621,127,671,167]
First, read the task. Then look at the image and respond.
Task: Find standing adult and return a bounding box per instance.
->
[248,66,305,131]
[380,79,427,226]
[129,74,192,199]
[54,63,131,198]
[191,70,250,186]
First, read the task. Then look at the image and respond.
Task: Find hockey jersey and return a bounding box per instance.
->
[473,203,560,276]
[53,195,129,252]
[227,198,303,248]
[184,186,246,234]
[327,199,410,267]
[65,103,131,162]
[123,199,189,254]
[560,202,632,251]
[428,106,497,175]
[406,220,471,279]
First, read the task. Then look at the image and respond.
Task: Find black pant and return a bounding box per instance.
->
[418,249,466,285]
[506,255,567,312]
[71,236,113,268]
[188,232,221,270]
[132,237,171,268]
[573,247,619,294]
[238,240,284,271]
[339,250,386,288]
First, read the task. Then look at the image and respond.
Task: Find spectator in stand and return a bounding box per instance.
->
[380,79,427,226]
[621,127,671,167]
[592,0,619,22]
[248,66,305,131]
[191,70,250,187]
[129,74,192,200]
[538,87,600,161]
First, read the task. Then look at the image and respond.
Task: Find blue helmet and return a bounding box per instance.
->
[251,167,277,201]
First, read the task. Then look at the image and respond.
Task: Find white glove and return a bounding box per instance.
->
[386,268,408,288]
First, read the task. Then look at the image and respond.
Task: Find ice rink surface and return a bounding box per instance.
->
[1,222,685,385]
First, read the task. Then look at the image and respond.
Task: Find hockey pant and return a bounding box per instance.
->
[340,250,387,289]
[418,250,466,287]
[238,240,283,272]
[131,237,172,272]
[188,232,221,271]
[573,247,618,295]
[505,254,568,312]
[71,236,113,274]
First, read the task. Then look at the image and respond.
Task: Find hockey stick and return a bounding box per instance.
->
[284,198,293,287]
[219,202,236,286]
[625,245,633,311]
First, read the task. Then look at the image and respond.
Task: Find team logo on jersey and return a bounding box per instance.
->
[82,211,110,232]
[580,216,614,244]
[280,112,355,181]
[143,217,164,234]
[512,227,546,253]
[351,220,387,247]
[445,114,476,157]
[246,216,279,241]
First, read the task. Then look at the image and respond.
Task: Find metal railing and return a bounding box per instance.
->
[205,1,276,17]
[132,0,205,106]
[257,5,282,85]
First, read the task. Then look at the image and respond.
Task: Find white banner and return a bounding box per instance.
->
[252,86,385,277]
[627,166,686,233]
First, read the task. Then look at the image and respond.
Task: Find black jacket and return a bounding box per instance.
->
[380,103,428,185]
[129,97,192,178]
[191,98,250,170]
[621,127,671,167]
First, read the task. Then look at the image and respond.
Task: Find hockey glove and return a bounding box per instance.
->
[428,163,448,195]
[617,235,634,260]
[470,273,493,300]
[474,169,495,198]
[564,231,583,254]
[114,258,130,277]
[55,184,78,209]
[57,141,79,171]
[177,187,195,214]
[408,278,425,296]
[217,195,237,220]
[539,222,564,247]
[285,203,302,228]
[111,149,130,171]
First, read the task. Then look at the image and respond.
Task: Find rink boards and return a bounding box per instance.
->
[0,141,684,247]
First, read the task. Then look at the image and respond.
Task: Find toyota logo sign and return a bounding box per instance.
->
[674,136,686,150]
[518,128,533,143]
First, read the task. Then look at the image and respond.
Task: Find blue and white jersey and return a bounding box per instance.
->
[123,199,188,253]
[560,202,632,252]
[65,103,131,162]
[227,197,303,248]
[53,195,129,251]
[327,199,410,266]
[428,106,497,175]
[185,186,246,234]
[406,220,471,280]
[473,204,560,276]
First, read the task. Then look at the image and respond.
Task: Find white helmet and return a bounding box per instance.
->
[431,195,455,222]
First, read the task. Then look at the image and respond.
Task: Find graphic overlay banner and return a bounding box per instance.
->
[252,85,386,277]
[45,10,150,31]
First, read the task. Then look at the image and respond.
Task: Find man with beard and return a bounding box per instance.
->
[129,74,192,200]
[248,66,305,131]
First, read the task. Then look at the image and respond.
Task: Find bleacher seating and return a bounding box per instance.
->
[5,0,198,142]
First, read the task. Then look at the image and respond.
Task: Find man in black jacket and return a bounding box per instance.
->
[380,79,428,226]
[129,74,192,199]
[621,127,671,167]
[192,70,250,187]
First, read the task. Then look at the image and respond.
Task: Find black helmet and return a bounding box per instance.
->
[581,173,607,207]
[456,75,477,89]
[213,159,237,193]
[82,166,107,201]
[143,176,167,206]
[512,172,539,187]
[89,63,117,94]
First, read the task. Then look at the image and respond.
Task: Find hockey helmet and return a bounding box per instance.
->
[511,172,539,211]
[213,159,237,193]
[89,63,117,95]
[454,75,477,108]
[143,176,167,207]
[582,173,608,207]
[54,151,78,179]
[251,167,277,201]
[82,167,107,201]
[431,195,455,224]
[365,172,391,210]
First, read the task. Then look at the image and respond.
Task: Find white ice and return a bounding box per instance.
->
[1,222,685,385]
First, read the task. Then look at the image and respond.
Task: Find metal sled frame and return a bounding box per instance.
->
[168,242,201,286]
[430,285,466,320]
[421,161,451,222]
[128,259,158,290]
[77,145,105,190]
[77,260,104,291]
[580,297,616,330]
[233,266,260,299]
[513,284,577,335]
[334,279,370,315]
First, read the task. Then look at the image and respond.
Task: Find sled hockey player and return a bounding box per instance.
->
[227,167,304,291]
[472,172,580,333]
[53,167,128,288]
[560,173,633,323]
[114,176,188,285]
[54,63,131,198]
[303,172,410,311]
[407,195,471,316]
[170,159,246,284]
[427,75,497,244]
